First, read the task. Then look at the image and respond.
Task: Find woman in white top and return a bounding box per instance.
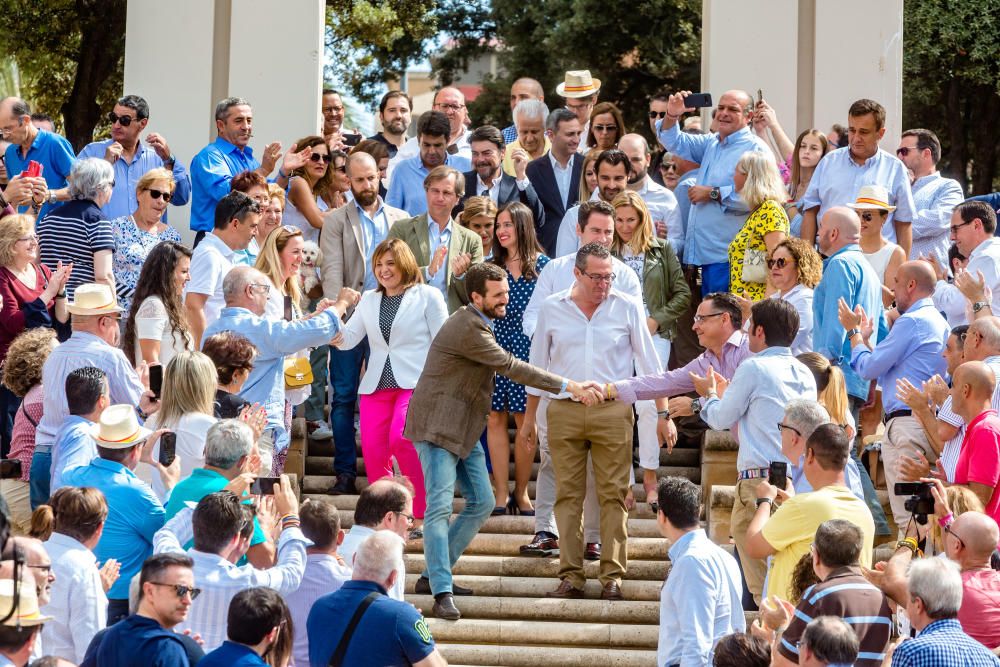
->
[334,238,448,532]
[143,351,218,500]
[123,241,193,367]
[765,237,823,355]
[284,135,335,244]
[851,186,905,308]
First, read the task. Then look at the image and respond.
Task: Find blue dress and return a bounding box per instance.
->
[491,254,550,413]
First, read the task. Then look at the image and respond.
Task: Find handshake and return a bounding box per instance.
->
[566,380,610,406]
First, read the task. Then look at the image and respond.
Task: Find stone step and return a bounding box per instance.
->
[406,586,661,612]
[405,532,667,560]
[424,617,659,649]
[403,553,670,581]
[435,643,656,667]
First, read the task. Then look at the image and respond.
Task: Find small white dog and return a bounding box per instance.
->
[299,240,323,308]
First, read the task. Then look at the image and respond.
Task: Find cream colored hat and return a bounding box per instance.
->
[556,70,601,99]
[66,283,123,315]
[0,578,53,627]
[846,184,897,212]
[89,404,152,448]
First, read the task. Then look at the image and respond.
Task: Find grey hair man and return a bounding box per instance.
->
[0,95,75,216]
[505,99,551,169]
[798,617,860,667]
[780,400,864,498]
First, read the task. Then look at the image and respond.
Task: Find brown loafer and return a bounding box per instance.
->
[584,542,601,560]
[546,579,585,599]
[601,581,624,601]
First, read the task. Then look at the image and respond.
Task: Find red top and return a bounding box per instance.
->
[954,409,1000,523]
[8,384,43,483]
[959,568,1000,649]
[0,263,54,361]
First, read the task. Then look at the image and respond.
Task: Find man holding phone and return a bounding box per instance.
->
[656,89,769,296]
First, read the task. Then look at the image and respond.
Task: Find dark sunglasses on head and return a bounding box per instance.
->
[108,111,136,127]
[308,153,332,164]
[767,257,794,269]
[146,188,172,203]
[648,111,667,119]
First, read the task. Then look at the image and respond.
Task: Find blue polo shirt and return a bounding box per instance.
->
[189,137,260,232]
[63,458,166,600]
[4,129,76,218]
[307,580,436,667]
[84,614,192,667]
[165,468,266,549]
[201,641,266,667]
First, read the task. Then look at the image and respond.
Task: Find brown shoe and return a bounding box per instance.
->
[546,579,584,599]
[600,581,624,601]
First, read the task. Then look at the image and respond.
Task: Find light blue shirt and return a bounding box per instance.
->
[356,200,389,291]
[49,415,96,492]
[63,458,165,600]
[801,147,916,244]
[909,171,965,266]
[384,153,471,216]
[426,217,452,293]
[658,529,745,667]
[4,129,76,218]
[76,140,192,221]
[850,297,949,414]
[675,174,696,262]
[657,122,769,265]
[700,347,817,471]
[792,455,865,501]
[203,307,342,452]
[812,244,886,400]
[189,137,260,232]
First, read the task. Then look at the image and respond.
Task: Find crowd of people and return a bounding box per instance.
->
[0,63,999,666]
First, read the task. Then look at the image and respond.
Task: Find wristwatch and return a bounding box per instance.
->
[755,497,773,508]
[657,410,671,420]
[690,398,702,415]
[974,301,989,313]
[846,328,861,339]
[709,187,721,201]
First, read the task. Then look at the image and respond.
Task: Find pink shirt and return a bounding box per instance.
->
[8,384,44,482]
[959,569,1000,649]
[954,410,1000,523]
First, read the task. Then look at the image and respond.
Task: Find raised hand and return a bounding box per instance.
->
[955,268,989,305]
[261,142,283,174]
[99,559,120,593]
[450,252,472,278]
[666,91,694,120]
[104,141,124,164]
[239,403,268,442]
[280,143,312,175]
[428,245,448,277]
[688,369,717,398]
[510,148,530,180]
[923,375,950,408]
[837,297,863,330]
[145,133,172,161]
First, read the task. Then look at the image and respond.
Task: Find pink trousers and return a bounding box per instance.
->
[359,387,426,517]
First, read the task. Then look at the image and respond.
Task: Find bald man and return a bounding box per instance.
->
[947,511,1000,649]
[502,78,544,145]
[838,259,949,533]
[618,134,683,255]
[950,362,1000,520]
[657,89,769,296]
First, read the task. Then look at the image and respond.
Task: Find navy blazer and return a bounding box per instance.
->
[525,153,581,256]
[455,171,546,242]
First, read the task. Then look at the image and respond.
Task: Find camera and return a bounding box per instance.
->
[895,482,934,524]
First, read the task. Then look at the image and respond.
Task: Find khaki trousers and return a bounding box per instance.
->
[882,415,936,535]
[547,400,634,589]
[731,477,769,605]
[0,479,32,535]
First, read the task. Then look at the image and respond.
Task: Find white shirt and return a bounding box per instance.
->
[555,190,600,258]
[134,296,193,367]
[909,171,965,267]
[528,287,662,400]
[771,283,814,355]
[186,232,237,329]
[339,525,406,601]
[522,253,642,338]
[140,412,218,502]
[549,152,576,210]
[152,507,309,652]
[287,553,351,667]
[41,532,107,664]
[637,176,683,256]
[933,237,1000,326]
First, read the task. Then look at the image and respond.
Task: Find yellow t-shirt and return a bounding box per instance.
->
[728,199,789,300]
[501,138,552,177]
[761,484,875,600]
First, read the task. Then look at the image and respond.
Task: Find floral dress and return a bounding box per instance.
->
[728,199,789,301]
[111,215,182,313]
[491,254,550,413]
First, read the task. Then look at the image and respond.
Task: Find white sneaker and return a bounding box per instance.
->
[310,423,333,441]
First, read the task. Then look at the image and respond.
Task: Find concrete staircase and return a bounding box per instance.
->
[302,433,705,666]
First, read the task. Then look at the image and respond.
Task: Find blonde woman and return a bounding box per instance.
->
[728,152,789,300]
[459,196,498,260]
[577,148,602,202]
[610,190,689,505]
[260,183,286,241]
[143,351,218,500]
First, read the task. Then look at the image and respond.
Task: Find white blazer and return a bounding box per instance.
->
[336,284,448,394]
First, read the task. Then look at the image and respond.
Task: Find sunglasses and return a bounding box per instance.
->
[767,257,794,269]
[108,112,136,127]
[860,211,886,222]
[308,153,332,164]
[896,147,918,157]
[146,188,172,203]
[148,582,202,600]
[592,124,618,133]
[648,111,667,119]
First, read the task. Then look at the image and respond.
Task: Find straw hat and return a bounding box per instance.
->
[556,70,601,99]
[0,578,53,627]
[89,404,152,448]
[66,283,123,316]
[846,185,897,212]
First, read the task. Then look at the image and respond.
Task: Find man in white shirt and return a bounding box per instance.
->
[555,149,632,257]
[152,476,308,652]
[619,133,683,255]
[930,200,1000,326]
[185,190,260,346]
[533,243,668,600]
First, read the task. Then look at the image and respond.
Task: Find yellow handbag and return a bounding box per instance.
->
[283,357,313,389]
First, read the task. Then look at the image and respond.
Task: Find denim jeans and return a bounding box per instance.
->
[700,262,730,297]
[415,440,494,595]
[328,340,368,477]
[848,395,892,536]
[29,449,51,509]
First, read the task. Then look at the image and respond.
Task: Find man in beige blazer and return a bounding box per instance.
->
[319,152,408,496]
[387,165,483,313]
[404,262,601,621]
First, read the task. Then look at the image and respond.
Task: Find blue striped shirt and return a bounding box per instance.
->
[36,199,115,299]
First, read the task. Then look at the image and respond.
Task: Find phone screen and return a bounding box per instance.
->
[252,477,280,496]
[158,432,177,467]
[343,133,362,147]
[149,364,163,400]
[768,461,788,490]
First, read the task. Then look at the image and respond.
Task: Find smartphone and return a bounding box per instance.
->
[0,459,22,479]
[148,364,163,400]
[768,461,788,491]
[342,132,362,147]
[158,432,177,467]
[757,88,763,105]
[22,160,43,178]
[283,295,293,322]
[682,93,713,109]
[252,477,280,496]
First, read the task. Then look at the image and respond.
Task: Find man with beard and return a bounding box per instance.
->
[619,133,683,256]
[555,149,632,257]
[456,125,544,230]
[386,111,471,216]
[321,152,409,495]
[322,89,362,152]
[368,90,412,159]
[525,109,583,256]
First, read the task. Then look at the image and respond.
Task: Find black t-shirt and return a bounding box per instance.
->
[214,389,250,420]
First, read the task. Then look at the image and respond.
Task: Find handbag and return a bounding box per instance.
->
[739,204,768,284]
[283,356,313,389]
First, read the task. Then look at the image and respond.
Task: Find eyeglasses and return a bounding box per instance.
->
[951,219,975,234]
[767,257,794,269]
[693,312,725,323]
[249,282,272,294]
[308,153,332,164]
[592,124,618,133]
[107,111,136,127]
[146,188,172,203]
[777,422,802,436]
[148,582,202,600]
[394,511,415,526]
[661,163,678,172]
[896,147,918,157]
[648,111,667,120]
[581,271,615,284]
[26,564,52,574]
[435,103,465,112]
[944,523,966,549]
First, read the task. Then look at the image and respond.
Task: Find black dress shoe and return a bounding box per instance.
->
[432,593,461,620]
[585,542,602,560]
[545,579,584,599]
[415,576,473,596]
[520,532,559,557]
[328,474,356,496]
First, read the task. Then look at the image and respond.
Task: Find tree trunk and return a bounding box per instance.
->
[969,85,1000,196]
[945,75,967,192]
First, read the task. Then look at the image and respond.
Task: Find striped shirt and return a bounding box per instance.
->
[286,553,352,667]
[37,199,115,299]
[778,567,892,667]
